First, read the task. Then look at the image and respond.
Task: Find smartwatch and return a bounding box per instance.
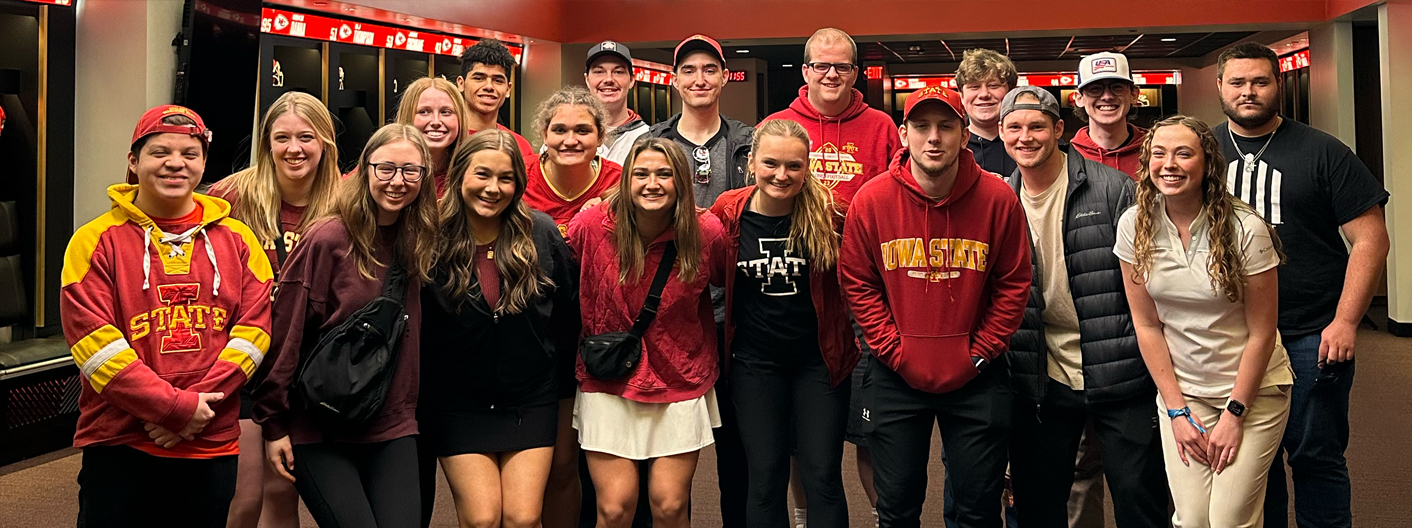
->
[1226,399,1247,418]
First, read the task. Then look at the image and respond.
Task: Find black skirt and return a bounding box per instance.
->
[419,402,559,456]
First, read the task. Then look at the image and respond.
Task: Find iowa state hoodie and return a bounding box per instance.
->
[839,148,1031,394]
[1071,123,1148,179]
[61,184,273,456]
[764,86,901,201]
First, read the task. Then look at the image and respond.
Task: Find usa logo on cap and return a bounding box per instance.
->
[1092,58,1117,74]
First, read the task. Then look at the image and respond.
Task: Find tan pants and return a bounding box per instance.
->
[1157,386,1290,528]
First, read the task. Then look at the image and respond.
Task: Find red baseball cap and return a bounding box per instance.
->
[127,104,211,183]
[903,86,967,122]
[674,34,725,68]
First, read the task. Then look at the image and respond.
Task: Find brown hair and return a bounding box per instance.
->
[954,48,1018,92]
[609,137,703,283]
[337,123,439,281]
[434,130,549,314]
[1128,115,1284,302]
[749,119,842,269]
[530,85,608,153]
[1217,42,1281,81]
[216,91,340,244]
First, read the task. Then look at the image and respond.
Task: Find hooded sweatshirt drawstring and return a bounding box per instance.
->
[142,223,221,297]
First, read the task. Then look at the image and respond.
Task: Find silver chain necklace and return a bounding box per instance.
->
[1228,122,1277,180]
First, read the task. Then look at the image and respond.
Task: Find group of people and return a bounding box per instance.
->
[60,26,1387,528]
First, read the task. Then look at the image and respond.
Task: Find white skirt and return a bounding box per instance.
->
[573,388,722,460]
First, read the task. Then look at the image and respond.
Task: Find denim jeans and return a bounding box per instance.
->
[1264,332,1354,528]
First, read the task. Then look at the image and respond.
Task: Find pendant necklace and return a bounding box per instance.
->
[1229,124,1277,180]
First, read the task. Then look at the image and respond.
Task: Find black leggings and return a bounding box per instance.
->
[292,436,421,528]
[731,352,851,528]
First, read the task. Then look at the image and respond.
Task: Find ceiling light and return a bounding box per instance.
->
[1161,38,1177,42]
[736,49,749,53]
[782,64,793,67]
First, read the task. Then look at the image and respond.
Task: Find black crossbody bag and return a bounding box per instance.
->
[581,242,677,380]
[295,261,410,425]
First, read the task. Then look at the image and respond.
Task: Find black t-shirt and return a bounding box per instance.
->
[1215,119,1389,336]
[969,131,1017,178]
[732,210,818,359]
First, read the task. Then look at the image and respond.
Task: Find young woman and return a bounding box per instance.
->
[420,130,581,528]
[252,124,438,527]
[395,76,472,199]
[208,90,340,528]
[524,85,623,236]
[1114,115,1293,528]
[708,119,856,528]
[524,86,624,528]
[566,137,726,528]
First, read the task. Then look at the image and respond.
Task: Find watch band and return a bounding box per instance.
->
[1166,406,1207,434]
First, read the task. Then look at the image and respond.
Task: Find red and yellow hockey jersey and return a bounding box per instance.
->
[61,184,273,458]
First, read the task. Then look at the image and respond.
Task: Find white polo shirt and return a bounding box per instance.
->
[1113,199,1293,399]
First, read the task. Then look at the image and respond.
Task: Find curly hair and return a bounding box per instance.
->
[460,38,517,78]
[954,48,1018,92]
[1129,115,1284,302]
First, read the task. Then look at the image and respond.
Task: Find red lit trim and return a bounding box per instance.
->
[892,70,1181,90]
[1279,49,1310,72]
[865,65,884,80]
[260,7,522,61]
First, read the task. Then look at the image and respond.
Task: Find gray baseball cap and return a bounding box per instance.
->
[586,40,632,72]
[999,86,1061,122]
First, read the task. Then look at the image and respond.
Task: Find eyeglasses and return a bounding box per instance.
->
[693,146,711,184]
[805,62,857,75]
[1080,81,1134,98]
[369,162,426,183]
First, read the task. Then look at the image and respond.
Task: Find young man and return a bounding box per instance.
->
[956,48,1018,177]
[62,105,273,527]
[764,27,900,201]
[458,38,537,163]
[585,40,650,166]
[1211,42,1389,528]
[1071,52,1146,178]
[999,87,1168,528]
[648,33,753,527]
[840,86,1031,528]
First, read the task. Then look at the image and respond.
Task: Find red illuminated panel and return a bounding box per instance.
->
[894,70,1180,90]
[866,65,884,80]
[727,70,748,82]
[1279,50,1310,72]
[635,69,674,86]
[260,8,522,62]
[18,0,72,5]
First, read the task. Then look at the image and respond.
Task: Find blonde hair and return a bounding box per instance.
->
[1129,115,1284,302]
[955,48,1018,91]
[395,77,472,175]
[750,119,842,270]
[531,85,608,154]
[337,123,439,281]
[803,28,857,64]
[435,130,550,314]
[610,137,703,284]
[215,91,340,244]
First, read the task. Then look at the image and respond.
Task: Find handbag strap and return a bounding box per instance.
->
[627,241,677,339]
[383,257,410,303]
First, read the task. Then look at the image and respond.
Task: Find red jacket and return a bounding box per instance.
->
[1071,124,1148,179]
[566,202,727,403]
[709,187,859,387]
[61,185,273,455]
[839,149,1031,394]
[764,86,901,201]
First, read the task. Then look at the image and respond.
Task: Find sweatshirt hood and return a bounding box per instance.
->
[107,183,235,296]
[108,183,232,228]
[1072,123,1146,157]
[886,147,984,209]
[788,85,871,122]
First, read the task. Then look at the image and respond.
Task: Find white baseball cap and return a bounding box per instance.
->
[1077,52,1134,89]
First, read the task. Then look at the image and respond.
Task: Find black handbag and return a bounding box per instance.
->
[295,261,410,425]
[581,242,677,380]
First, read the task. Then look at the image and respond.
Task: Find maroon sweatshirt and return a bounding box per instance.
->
[763,86,901,201]
[839,148,1031,394]
[253,219,421,444]
[1071,123,1148,180]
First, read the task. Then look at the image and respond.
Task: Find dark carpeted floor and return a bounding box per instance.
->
[3,309,1409,527]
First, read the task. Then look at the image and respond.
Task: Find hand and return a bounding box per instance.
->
[1206,412,1245,474]
[1171,415,1210,467]
[177,392,225,440]
[143,422,183,448]
[266,436,297,483]
[1320,320,1358,364]
[579,197,603,213]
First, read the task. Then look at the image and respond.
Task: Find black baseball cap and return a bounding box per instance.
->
[586,40,633,72]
